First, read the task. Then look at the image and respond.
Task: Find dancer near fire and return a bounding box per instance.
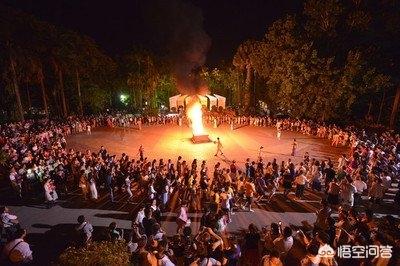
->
[214,137,223,156]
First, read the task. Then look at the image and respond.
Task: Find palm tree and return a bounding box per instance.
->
[47,27,69,118]
[390,85,400,129]
[0,6,26,121]
[233,40,256,111]
[124,49,160,110]
[8,49,25,121]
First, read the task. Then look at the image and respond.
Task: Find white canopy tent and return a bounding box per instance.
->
[214,94,226,109]
[169,94,226,111]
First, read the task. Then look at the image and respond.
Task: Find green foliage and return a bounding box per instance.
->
[231,1,396,123]
[122,48,162,109]
[0,4,116,119]
[155,74,177,108]
[201,67,240,106]
[303,0,344,37]
[0,1,398,125]
[83,86,111,113]
[58,241,130,266]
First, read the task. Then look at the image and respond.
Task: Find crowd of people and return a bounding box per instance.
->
[0,113,399,265]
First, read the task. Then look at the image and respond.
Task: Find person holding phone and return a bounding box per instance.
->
[272,226,294,258]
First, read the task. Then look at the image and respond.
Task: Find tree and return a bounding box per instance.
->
[233,40,257,111]
[201,67,241,107]
[8,50,24,121]
[0,6,28,121]
[249,16,341,120]
[59,241,130,266]
[390,86,400,129]
[123,49,160,110]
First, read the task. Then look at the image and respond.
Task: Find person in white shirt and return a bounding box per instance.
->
[340,178,357,207]
[2,229,33,264]
[1,206,19,229]
[353,175,367,205]
[89,174,98,200]
[155,240,175,266]
[148,179,156,200]
[273,226,294,257]
[134,204,145,223]
[125,176,133,200]
[294,171,307,199]
[380,171,391,191]
[44,178,58,207]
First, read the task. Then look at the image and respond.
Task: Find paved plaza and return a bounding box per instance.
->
[3,125,398,264]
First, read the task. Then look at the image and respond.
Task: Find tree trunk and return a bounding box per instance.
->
[9,56,24,121]
[38,67,49,116]
[52,58,67,117]
[52,86,61,116]
[366,100,372,117]
[58,68,68,117]
[26,85,31,110]
[244,65,252,111]
[132,88,137,107]
[139,85,143,109]
[389,85,400,129]
[76,68,83,116]
[377,89,386,123]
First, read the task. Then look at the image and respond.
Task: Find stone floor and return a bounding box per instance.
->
[67,124,347,167]
[4,124,398,265]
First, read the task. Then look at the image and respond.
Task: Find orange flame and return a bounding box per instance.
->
[187,100,206,136]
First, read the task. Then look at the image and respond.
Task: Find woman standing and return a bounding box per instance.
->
[291,139,298,156]
[176,201,189,234]
[148,179,156,201]
[44,178,58,208]
[125,175,133,201]
[88,173,98,201]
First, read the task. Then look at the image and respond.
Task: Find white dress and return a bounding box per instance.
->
[148,185,156,200]
[44,181,58,202]
[125,177,133,198]
[89,178,98,200]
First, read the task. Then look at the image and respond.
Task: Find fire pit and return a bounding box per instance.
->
[191,134,210,143]
[187,96,211,144]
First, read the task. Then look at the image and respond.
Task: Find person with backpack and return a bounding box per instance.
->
[1,229,33,264]
[75,215,93,247]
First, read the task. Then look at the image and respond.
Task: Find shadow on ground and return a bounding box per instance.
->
[24,223,132,265]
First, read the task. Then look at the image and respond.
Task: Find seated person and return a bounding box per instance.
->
[1,206,20,240]
[1,228,33,264]
[108,221,123,241]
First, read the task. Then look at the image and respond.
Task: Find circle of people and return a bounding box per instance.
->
[0,113,399,265]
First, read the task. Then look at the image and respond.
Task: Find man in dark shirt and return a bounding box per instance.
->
[324,163,336,189]
[249,161,256,180]
[142,207,156,238]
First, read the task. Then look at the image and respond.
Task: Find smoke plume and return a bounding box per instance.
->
[143,0,211,95]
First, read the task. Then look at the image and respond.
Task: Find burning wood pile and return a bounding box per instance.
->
[186,95,210,143]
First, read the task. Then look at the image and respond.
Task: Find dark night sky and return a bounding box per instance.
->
[1,0,302,67]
